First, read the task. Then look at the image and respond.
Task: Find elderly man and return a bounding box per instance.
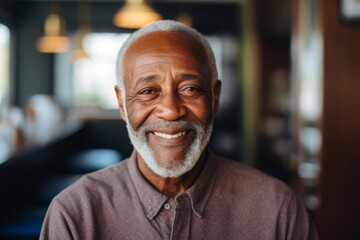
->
[40,20,317,239]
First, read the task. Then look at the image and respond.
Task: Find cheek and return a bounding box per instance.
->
[186,100,214,124]
[126,97,214,128]
[126,102,153,129]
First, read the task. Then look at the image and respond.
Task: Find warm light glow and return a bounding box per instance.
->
[44,14,65,36]
[177,12,193,27]
[73,48,89,61]
[36,14,70,53]
[72,27,91,61]
[113,0,162,29]
[36,36,70,53]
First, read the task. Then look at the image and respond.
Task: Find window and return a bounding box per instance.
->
[0,23,10,163]
[73,33,132,109]
[0,23,10,107]
[55,33,128,110]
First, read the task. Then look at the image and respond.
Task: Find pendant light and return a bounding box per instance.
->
[177,12,193,27]
[113,0,162,29]
[36,5,70,53]
[72,0,92,61]
[72,26,90,61]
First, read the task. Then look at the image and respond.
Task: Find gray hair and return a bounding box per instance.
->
[115,20,218,92]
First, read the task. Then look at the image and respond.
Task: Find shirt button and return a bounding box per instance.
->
[164,203,171,210]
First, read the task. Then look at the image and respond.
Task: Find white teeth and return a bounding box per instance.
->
[153,131,186,139]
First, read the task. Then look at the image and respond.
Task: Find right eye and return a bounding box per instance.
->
[139,89,155,95]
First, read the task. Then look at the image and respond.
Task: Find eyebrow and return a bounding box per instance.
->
[136,73,201,84]
[135,74,159,85]
[176,73,202,81]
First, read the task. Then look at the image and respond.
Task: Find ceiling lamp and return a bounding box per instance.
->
[36,13,70,53]
[113,0,162,29]
[72,1,92,61]
[177,12,192,27]
[72,26,90,61]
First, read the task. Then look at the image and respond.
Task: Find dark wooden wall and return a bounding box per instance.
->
[318,0,360,239]
[253,0,293,183]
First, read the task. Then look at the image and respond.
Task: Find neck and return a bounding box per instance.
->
[137,152,206,198]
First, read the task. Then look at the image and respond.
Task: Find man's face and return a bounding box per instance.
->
[116,32,221,177]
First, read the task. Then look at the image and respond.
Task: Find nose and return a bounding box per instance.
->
[154,91,186,121]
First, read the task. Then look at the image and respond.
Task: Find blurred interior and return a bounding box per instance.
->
[0,0,359,239]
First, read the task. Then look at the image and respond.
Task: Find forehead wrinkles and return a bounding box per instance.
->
[125,39,201,65]
[123,32,210,84]
[126,31,204,55]
[132,54,200,75]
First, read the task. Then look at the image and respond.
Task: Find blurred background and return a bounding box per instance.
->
[0,0,359,239]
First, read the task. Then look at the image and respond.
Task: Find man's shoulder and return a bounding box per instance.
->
[54,158,133,207]
[211,152,292,197]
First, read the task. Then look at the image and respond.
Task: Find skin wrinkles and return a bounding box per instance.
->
[130,71,211,104]
[134,72,204,89]
[115,31,221,197]
[125,57,212,130]
[126,79,212,132]
[128,60,207,97]
[123,32,212,86]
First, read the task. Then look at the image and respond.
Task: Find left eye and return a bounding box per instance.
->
[181,86,204,97]
[184,87,200,92]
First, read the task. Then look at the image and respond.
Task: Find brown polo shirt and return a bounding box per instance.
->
[40,150,317,239]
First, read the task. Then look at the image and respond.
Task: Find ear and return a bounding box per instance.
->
[213,80,221,114]
[114,85,127,122]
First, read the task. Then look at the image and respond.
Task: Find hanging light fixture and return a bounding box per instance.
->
[72,0,92,61]
[36,12,70,53]
[113,0,162,29]
[177,12,193,27]
[72,26,90,61]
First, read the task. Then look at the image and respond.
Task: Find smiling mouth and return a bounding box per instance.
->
[153,131,186,139]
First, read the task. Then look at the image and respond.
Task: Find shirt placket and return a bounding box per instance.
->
[170,194,192,240]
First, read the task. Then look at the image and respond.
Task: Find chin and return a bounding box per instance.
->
[125,117,213,178]
[139,141,203,178]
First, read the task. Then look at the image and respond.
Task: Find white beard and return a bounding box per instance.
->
[125,118,213,178]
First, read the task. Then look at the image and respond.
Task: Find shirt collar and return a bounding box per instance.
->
[127,149,217,220]
[183,149,216,218]
[127,151,169,220]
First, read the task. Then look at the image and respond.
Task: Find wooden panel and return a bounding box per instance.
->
[318,0,360,239]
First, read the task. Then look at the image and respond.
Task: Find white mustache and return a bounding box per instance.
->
[139,120,201,133]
